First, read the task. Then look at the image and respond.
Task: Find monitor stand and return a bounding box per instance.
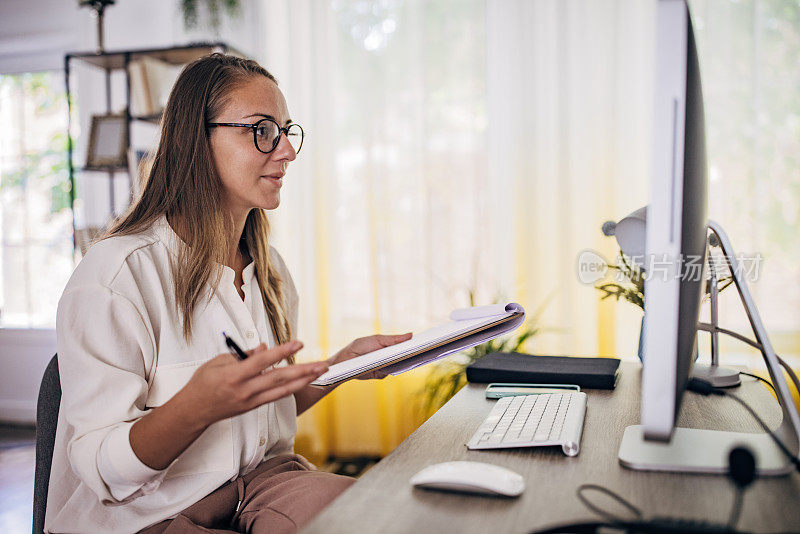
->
[618,220,800,476]
[618,426,788,474]
[691,251,741,387]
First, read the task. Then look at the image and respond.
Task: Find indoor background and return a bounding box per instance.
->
[1,0,799,529]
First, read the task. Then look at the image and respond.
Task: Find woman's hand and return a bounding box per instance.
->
[131,341,328,470]
[294,332,414,415]
[329,332,413,380]
[178,341,329,428]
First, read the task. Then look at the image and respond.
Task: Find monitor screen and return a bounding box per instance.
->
[640,0,708,442]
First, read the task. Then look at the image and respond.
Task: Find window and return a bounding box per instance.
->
[0,71,73,328]
[330,0,488,329]
[692,0,800,358]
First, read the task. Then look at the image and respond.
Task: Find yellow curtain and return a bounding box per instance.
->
[294,371,430,464]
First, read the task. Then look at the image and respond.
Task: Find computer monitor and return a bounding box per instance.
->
[617,0,799,474]
[640,0,708,443]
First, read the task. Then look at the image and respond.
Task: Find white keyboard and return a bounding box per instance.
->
[466,393,587,456]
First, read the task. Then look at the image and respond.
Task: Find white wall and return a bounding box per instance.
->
[0,329,56,423]
[0,0,81,74]
[1,0,264,226]
[0,0,263,423]
[0,0,263,73]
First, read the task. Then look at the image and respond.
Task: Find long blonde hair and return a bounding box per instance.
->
[104,54,293,356]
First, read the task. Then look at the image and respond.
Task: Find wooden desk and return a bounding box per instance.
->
[302,362,800,533]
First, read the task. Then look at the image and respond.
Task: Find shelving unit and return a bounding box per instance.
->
[64,42,244,252]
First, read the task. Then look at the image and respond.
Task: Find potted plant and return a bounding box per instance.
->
[181,0,241,31]
[595,249,732,360]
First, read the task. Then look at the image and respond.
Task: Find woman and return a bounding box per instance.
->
[46,53,411,534]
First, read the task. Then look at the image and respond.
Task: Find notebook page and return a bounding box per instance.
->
[316,311,513,381]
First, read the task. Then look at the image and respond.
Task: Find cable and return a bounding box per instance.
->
[726,447,756,530]
[738,371,775,394]
[531,519,742,533]
[534,469,754,533]
[529,520,609,533]
[530,464,800,534]
[697,322,800,400]
[533,481,748,533]
[712,326,800,396]
[576,484,643,523]
[727,484,744,530]
[725,393,800,472]
[687,378,800,472]
[528,377,798,534]
[530,518,800,533]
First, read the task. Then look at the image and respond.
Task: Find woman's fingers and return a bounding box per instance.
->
[373,332,413,348]
[251,372,324,406]
[239,341,304,377]
[391,332,413,343]
[245,363,328,407]
[246,361,328,394]
[243,343,268,358]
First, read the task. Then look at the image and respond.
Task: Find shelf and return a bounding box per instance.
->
[79,165,128,172]
[66,42,244,70]
[131,112,162,124]
[65,40,245,252]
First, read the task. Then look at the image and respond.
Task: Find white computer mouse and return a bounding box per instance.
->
[410,461,525,497]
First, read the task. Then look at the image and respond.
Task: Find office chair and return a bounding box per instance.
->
[33,355,60,534]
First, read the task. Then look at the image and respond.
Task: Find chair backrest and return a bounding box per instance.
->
[33,355,60,534]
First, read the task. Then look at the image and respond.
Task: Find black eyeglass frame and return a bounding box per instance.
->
[206,117,304,155]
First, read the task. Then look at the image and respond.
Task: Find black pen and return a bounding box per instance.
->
[223,332,249,360]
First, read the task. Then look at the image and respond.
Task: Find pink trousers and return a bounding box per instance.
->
[138,454,355,534]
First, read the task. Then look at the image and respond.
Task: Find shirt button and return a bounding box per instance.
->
[246,331,255,339]
[259,436,266,447]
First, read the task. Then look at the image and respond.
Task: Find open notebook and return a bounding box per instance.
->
[311,303,525,387]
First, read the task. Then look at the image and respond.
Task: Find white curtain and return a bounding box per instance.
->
[262,0,492,346]
[260,0,656,360]
[485,0,654,357]
[260,0,495,458]
[258,0,654,458]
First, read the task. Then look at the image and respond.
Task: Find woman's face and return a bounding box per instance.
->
[209,76,297,217]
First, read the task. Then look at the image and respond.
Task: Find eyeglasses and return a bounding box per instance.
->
[206,117,304,155]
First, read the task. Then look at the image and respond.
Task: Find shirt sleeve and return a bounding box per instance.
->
[56,284,166,504]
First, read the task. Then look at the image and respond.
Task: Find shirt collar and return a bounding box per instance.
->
[151,215,256,286]
[150,214,184,258]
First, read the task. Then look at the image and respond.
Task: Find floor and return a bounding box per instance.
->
[0,424,36,534]
[0,423,376,534]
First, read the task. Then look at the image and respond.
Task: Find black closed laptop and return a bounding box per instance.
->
[466,352,621,390]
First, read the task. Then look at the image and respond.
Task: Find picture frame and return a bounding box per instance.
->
[85,114,128,168]
[127,147,153,196]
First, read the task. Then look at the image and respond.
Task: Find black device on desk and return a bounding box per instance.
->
[467,353,620,390]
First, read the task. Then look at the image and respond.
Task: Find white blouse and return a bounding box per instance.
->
[45,216,300,534]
